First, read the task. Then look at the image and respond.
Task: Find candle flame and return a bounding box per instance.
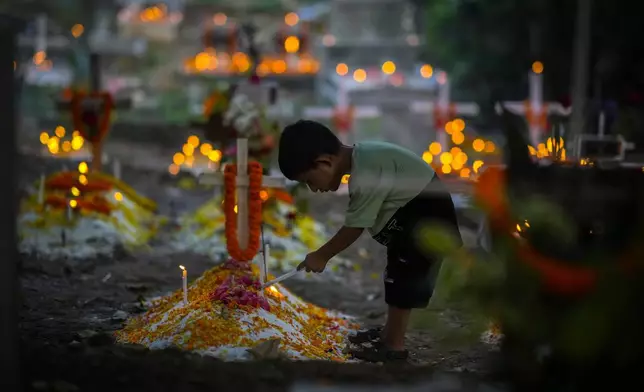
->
[179,265,185,270]
[267,285,284,299]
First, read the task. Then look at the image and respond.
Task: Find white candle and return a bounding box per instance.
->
[113,159,121,179]
[66,203,72,221]
[38,173,45,205]
[180,265,188,305]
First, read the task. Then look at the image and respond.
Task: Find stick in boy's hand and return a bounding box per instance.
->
[261,269,299,289]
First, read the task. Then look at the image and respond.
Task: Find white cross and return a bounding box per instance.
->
[199,138,285,286]
[495,69,571,147]
[35,14,47,56]
[302,105,381,145]
[301,77,381,144]
[199,82,288,287]
[410,72,479,151]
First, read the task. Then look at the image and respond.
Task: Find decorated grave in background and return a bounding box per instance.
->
[19,161,158,260]
[20,79,157,260]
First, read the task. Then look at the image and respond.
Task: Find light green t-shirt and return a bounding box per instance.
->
[345,141,436,234]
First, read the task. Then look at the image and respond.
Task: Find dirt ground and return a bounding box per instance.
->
[18,152,504,391]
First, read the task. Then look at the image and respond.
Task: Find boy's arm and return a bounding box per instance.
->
[299,226,363,272]
[317,226,364,260]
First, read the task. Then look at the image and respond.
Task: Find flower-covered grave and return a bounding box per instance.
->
[19,163,158,260]
[116,258,357,360]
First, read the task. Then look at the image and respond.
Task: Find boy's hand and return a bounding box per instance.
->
[297,251,329,273]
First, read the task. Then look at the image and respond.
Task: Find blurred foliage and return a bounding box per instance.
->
[612,107,644,143]
[412,114,644,387]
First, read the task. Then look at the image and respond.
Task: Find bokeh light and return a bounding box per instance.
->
[353,69,367,83]
[429,142,442,155]
[336,63,348,76]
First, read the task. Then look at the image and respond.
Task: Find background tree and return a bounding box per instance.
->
[425,0,644,142]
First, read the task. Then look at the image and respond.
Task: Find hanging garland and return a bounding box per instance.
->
[523,100,548,130]
[332,106,355,134]
[46,172,113,192]
[432,103,457,130]
[203,90,229,118]
[224,161,263,261]
[70,91,114,144]
[45,194,113,215]
[474,166,641,297]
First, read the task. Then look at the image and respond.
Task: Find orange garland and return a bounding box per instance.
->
[71,91,114,144]
[45,195,113,215]
[272,189,294,204]
[474,167,640,296]
[523,100,548,130]
[332,106,355,134]
[46,172,113,193]
[224,161,263,261]
[203,91,226,118]
[433,103,457,130]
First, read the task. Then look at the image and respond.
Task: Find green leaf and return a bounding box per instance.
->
[414,222,462,256]
[556,298,612,363]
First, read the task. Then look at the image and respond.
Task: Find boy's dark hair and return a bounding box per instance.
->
[278,120,341,180]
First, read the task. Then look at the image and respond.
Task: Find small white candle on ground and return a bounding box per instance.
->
[38,173,45,205]
[113,159,121,179]
[66,201,73,221]
[180,265,188,305]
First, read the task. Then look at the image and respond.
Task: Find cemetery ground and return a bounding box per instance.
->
[18,151,499,391]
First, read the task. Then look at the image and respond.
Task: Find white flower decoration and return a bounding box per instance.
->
[223,94,262,137]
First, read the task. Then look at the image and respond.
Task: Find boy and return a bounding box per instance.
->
[278,120,462,363]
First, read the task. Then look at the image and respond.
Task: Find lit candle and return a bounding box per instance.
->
[38,173,45,205]
[180,265,188,305]
[66,202,72,221]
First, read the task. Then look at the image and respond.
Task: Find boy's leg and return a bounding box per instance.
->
[350,247,427,362]
[382,305,412,351]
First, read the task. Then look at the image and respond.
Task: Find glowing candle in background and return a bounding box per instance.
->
[180,265,188,305]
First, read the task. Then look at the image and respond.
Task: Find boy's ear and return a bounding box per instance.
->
[314,155,334,166]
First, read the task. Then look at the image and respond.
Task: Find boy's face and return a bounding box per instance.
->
[297,155,343,193]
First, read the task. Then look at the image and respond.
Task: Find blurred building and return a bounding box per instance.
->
[316,0,436,106]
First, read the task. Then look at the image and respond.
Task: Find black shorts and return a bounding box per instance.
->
[372,175,462,309]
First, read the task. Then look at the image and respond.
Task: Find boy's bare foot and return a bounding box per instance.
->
[348,327,383,345]
[350,344,409,363]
